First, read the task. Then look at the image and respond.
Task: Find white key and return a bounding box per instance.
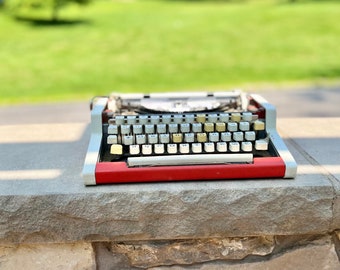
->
[216,142,227,152]
[219,113,229,122]
[128,153,254,167]
[168,124,178,133]
[122,135,134,145]
[227,122,238,132]
[179,143,190,154]
[150,115,160,124]
[115,115,125,125]
[120,124,131,134]
[138,115,148,124]
[127,115,137,124]
[184,133,195,143]
[167,144,177,154]
[107,135,118,144]
[157,124,167,133]
[241,141,252,152]
[129,145,140,155]
[173,114,183,123]
[159,134,170,143]
[136,134,146,144]
[209,132,219,142]
[148,134,158,144]
[142,144,152,155]
[145,124,155,134]
[207,114,218,123]
[133,124,143,134]
[233,131,244,141]
[255,140,268,150]
[221,132,232,142]
[242,112,253,121]
[192,123,202,133]
[245,131,256,141]
[154,144,165,154]
[204,142,215,153]
[161,115,172,124]
[180,123,190,133]
[185,114,195,123]
[229,142,240,152]
[192,143,202,153]
[239,121,250,131]
[108,124,118,134]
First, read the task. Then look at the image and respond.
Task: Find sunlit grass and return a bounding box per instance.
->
[1,0,340,104]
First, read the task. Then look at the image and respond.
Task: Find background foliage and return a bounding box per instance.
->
[1,0,340,104]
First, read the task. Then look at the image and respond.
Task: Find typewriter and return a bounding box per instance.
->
[82,91,297,185]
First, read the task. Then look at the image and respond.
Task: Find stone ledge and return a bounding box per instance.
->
[0,118,339,244]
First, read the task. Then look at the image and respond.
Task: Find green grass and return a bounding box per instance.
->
[1,0,340,104]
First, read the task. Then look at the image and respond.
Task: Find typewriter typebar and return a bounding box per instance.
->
[82,91,297,185]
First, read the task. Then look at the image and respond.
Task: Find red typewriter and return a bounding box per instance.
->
[82,91,297,185]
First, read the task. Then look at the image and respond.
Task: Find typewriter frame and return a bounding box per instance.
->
[82,91,297,185]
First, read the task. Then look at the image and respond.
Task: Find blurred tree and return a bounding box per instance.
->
[6,0,91,22]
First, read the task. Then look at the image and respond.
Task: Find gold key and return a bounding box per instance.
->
[204,123,214,132]
[196,114,206,123]
[197,133,207,142]
[172,133,183,143]
[215,122,226,132]
[110,144,123,155]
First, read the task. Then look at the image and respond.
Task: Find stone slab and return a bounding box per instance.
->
[0,117,338,244]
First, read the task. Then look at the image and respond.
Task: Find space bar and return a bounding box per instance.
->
[127,154,253,167]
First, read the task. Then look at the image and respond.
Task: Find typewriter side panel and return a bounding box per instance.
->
[250,94,297,178]
[82,98,108,186]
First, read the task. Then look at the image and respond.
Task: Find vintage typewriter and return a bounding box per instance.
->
[82,91,297,185]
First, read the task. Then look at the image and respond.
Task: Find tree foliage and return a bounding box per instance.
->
[6,0,91,21]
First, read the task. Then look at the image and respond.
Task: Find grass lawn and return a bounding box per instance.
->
[1,0,340,104]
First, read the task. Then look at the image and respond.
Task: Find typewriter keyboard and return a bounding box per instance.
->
[101,112,271,167]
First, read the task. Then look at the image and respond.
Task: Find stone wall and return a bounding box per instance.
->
[1,233,339,269]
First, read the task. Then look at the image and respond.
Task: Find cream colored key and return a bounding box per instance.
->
[241,141,252,152]
[110,144,123,155]
[142,144,152,155]
[167,144,177,154]
[255,140,268,150]
[254,120,265,131]
[107,135,118,144]
[196,114,206,123]
[216,142,227,152]
[231,113,241,122]
[229,142,240,152]
[172,133,183,143]
[154,144,165,154]
[197,133,207,142]
[129,145,140,155]
[204,142,215,153]
[204,122,214,132]
[179,143,190,154]
[192,143,202,153]
[215,122,226,132]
